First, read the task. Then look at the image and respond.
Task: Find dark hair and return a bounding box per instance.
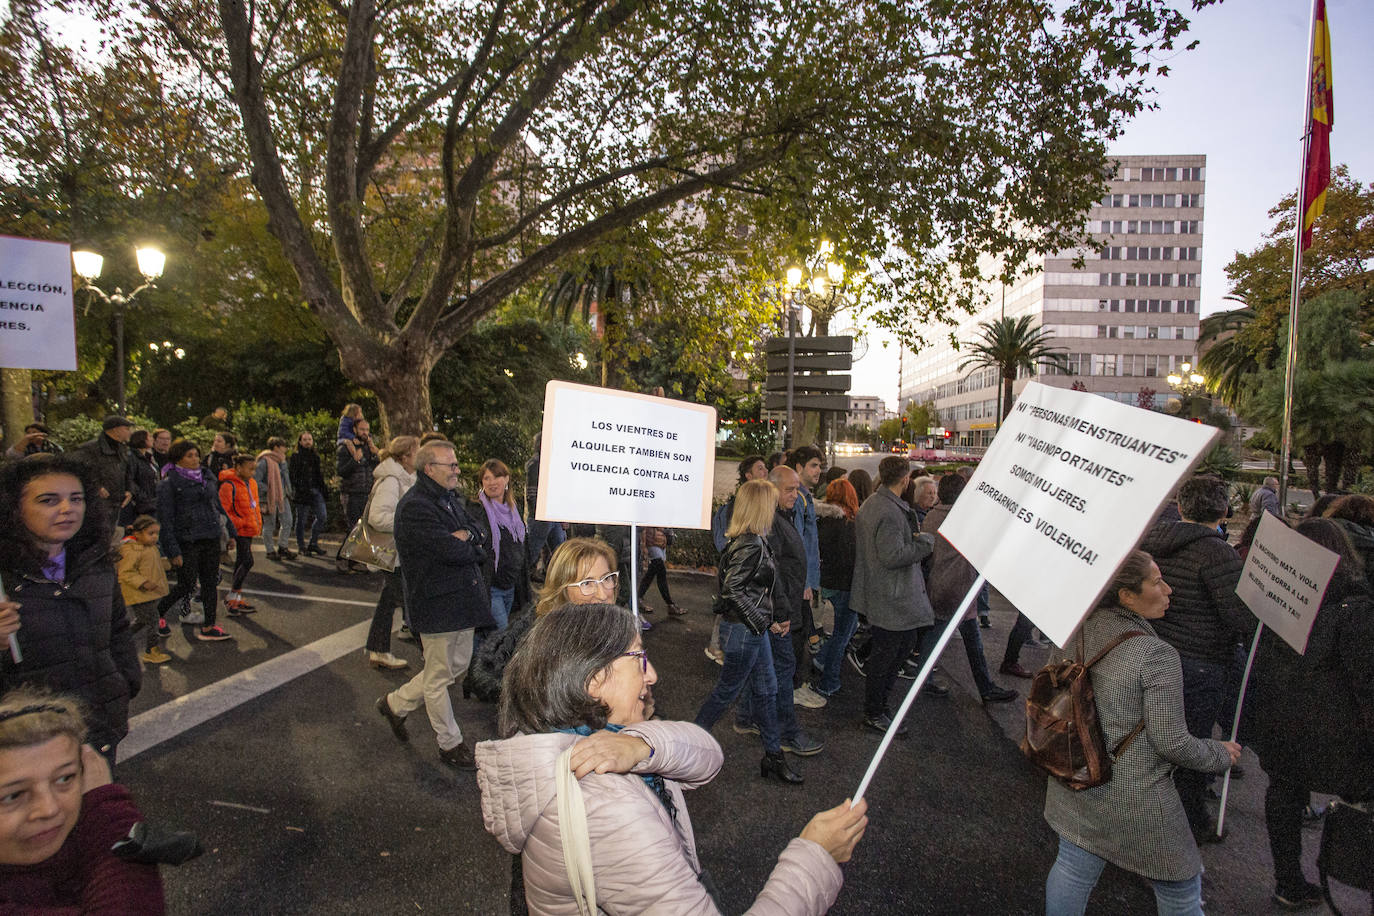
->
[0,456,111,576]
[821,466,847,488]
[1237,514,1263,553]
[1325,494,1374,528]
[877,455,910,487]
[1177,475,1228,523]
[1099,549,1156,609]
[1307,493,1344,519]
[167,438,200,465]
[295,431,314,449]
[129,429,150,450]
[24,423,49,435]
[218,432,238,450]
[789,445,823,469]
[126,514,160,533]
[937,472,966,505]
[765,452,783,471]
[266,437,288,451]
[736,455,766,484]
[497,602,638,736]
[848,468,873,504]
[233,454,255,467]
[419,432,450,445]
[1295,518,1366,600]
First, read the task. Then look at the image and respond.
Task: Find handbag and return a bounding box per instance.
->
[339,489,397,571]
[1318,799,1373,915]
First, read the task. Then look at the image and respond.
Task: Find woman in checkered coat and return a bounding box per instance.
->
[1043,550,1241,915]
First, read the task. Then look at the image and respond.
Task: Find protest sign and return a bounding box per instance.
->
[536,381,716,528]
[1236,511,1337,654]
[0,236,77,371]
[938,381,1219,647]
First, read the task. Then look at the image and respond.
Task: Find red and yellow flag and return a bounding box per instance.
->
[1301,0,1334,251]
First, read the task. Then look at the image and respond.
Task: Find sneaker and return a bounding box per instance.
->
[438,742,477,770]
[921,676,951,698]
[140,647,172,664]
[845,646,867,677]
[1272,880,1322,909]
[305,545,326,557]
[264,551,278,561]
[180,609,206,626]
[376,696,409,743]
[793,684,827,709]
[278,549,298,560]
[157,618,171,638]
[367,651,409,670]
[226,599,257,616]
[196,625,232,642]
[978,615,991,629]
[732,721,760,736]
[861,713,909,737]
[981,686,1019,704]
[781,733,825,756]
[640,618,653,631]
[396,624,419,642]
[704,646,724,665]
[999,661,1035,679]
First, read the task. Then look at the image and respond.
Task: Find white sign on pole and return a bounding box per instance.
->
[939,381,1220,647]
[1236,511,1337,654]
[536,381,717,528]
[0,236,77,371]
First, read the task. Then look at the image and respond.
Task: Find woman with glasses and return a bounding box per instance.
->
[465,538,619,704]
[694,479,805,784]
[477,601,867,914]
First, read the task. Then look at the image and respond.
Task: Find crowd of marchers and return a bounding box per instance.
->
[0,404,1369,914]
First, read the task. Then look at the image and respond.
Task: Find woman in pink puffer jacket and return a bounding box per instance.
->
[476,602,867,915]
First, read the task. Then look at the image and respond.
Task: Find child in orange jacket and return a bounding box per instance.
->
[118,515,172,664]
[219,455,262,615]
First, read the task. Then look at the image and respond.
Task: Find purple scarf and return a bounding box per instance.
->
[479,492,525,567]
[41,548,66,584]
[173,465,205,484]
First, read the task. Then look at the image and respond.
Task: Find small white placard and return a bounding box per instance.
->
[0,236,77,371]
[939,381,1220,647]
[1236,511,1337,654]
[536,381,716,528]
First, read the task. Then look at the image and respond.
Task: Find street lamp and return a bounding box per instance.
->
[72,246,166,413]
[779,241,853,451]
[1166,361,1207,419]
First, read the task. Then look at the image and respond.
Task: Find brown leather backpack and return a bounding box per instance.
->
[1020,630,1147,791]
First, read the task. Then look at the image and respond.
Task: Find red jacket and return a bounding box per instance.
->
[218,469,262,538]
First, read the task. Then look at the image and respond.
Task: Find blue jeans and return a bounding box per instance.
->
[695,620,782,754]
[526,519,566,570]
[735,629,803,744]
[1176,654,1228,835]
[1046,836,1202,916]
[294,490,327,551]
[475,586,515,654]
[813,589,856,695]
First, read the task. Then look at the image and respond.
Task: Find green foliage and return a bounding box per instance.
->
[230,404,336,454]
[459,418,531,475]
[726,423,779,457]
[51,414,158,450]
[877,418,902,442]
[170,421,218,457]
[1231,481,1255,512]
[1196,443,1240,481]
[668,528,719,571]
[905,401,940,435]
[958,316,1070,420]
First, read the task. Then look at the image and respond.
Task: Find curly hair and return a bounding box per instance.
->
[0,456,111,578]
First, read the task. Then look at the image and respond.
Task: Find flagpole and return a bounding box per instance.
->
[1277,0,1321,512]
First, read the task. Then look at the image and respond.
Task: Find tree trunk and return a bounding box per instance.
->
[1322,440,1346,494]
[1302,444,1324,498]
[1,369,34,446]
[1341,450,1361,489]
[342,335,435,440]
[600,296,626,390]
[1001,374,1015,420]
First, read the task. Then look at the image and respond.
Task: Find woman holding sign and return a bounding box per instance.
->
[1043,550,1240,916]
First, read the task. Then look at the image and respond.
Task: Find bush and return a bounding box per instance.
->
[460,418,532,475]
[231,402,335,453]
[669,527,719,570]
[52,413,160,450]
[1196,443,1240,481]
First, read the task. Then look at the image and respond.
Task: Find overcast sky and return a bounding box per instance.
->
[851,0,1374,408]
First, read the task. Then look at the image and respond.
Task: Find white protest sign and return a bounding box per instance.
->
[939,381,1219,647]
[1236,511,1337,654]
[536,381,716,528]
[0,236,77,371]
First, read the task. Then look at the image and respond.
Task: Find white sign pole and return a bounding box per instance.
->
[853,574,985,804]
[629,523,640,621]
[1215,621,1264,838]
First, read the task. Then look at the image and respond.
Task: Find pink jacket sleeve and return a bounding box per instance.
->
[622,721,722,789]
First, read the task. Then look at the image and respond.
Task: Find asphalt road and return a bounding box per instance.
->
[118,546,1360,914]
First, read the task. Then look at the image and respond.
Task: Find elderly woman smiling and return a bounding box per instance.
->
[476,602,867,914]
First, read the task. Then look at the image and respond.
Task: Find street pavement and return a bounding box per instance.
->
[118,545,1360,914]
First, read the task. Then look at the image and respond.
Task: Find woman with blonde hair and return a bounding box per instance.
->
[363,435,420,670]
[694,479,804,784]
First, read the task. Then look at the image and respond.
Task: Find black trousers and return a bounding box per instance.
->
[366,570,406,653]
[231,535,255,590]
[638,558,674,604]
[864,624,919,718]
[158,538,220,627]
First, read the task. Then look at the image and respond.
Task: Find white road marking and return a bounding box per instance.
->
[122,589,375,760]
[209,800,272,814]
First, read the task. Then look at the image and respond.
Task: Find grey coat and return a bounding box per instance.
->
[1043,606,1233,881]
[850,486,935,631]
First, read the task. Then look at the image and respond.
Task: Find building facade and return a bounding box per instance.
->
[846,395,891,429]
[898,154,1206,448]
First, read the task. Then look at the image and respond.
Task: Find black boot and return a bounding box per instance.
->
[760,751,803,785]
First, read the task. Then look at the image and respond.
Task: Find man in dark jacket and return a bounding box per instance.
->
[72,415,133,538]
[335,419,379,571]
[1141,474,1255,840]
[377,440,495,770]
[289,432,328,556]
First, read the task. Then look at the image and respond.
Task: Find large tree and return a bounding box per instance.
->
[111,0,1207,430]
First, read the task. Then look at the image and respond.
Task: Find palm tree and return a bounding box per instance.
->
[958,315,1070,421]
[1198,300,1263,409]
[540,262,648,389]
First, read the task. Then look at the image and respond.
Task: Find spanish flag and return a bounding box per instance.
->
[1301,0,1333,251]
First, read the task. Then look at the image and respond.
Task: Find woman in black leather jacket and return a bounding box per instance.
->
[694,479,802,784]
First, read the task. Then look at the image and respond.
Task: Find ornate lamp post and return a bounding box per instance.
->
[1166,361,1207,420]
[780,241,850,451]
[71,247,166,413]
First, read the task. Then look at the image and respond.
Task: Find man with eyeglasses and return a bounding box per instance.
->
[377,440,496,770]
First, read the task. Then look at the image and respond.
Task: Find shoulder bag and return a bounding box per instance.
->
[339,488,398,571]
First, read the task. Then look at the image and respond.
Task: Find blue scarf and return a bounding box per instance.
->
[554,724,676,821]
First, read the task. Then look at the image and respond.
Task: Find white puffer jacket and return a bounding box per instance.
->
[367,457,417,533]
[476,721,843,915]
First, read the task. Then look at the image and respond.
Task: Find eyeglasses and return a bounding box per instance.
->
[568,571,619,596]
[427,461,461,471]
[619,649,650,673]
